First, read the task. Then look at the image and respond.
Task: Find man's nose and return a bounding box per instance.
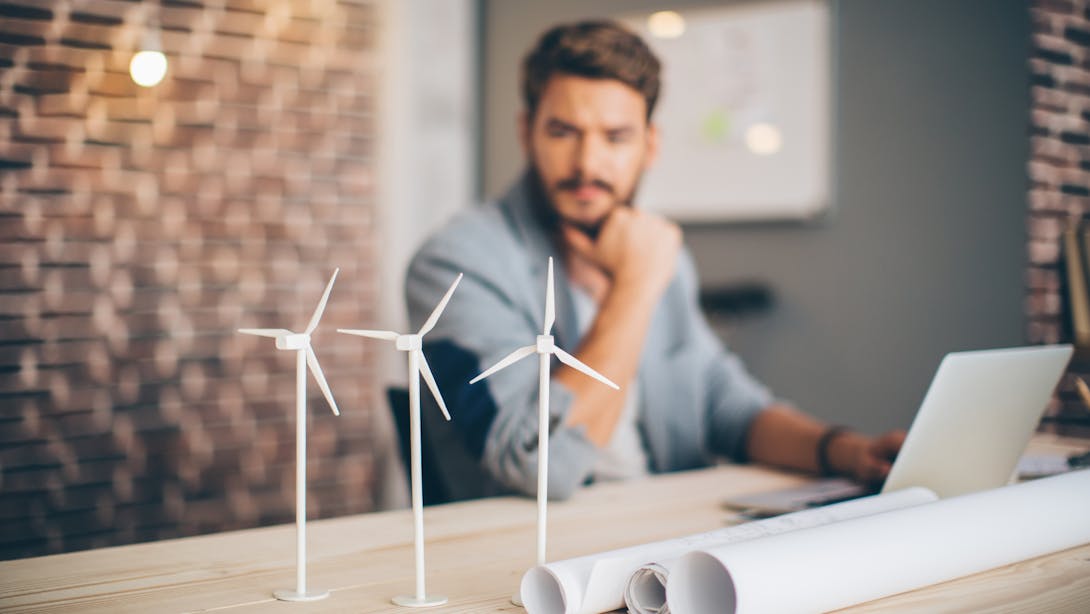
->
[574,134,606,176]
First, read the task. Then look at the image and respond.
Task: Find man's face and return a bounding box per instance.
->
[522,74,658,234]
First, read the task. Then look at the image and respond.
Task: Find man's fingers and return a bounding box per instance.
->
[877,430,907,459]
[561,224,596,259]
[857,437,898,484]
[884,430,907,446]
[859,457,892,484]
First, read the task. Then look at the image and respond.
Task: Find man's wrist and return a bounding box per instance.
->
[819,426,874,479]
[816,426,850,476]
[606,270,664,308]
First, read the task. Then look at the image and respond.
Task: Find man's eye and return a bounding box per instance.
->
[607,132,631,144]
[547,127,574,137]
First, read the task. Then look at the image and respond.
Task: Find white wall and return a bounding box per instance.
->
[373,0,478,507]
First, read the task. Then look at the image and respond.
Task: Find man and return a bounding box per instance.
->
[405,20,903,502]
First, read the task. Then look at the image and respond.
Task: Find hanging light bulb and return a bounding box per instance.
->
[130,8,167,87]
[130,49,167,87]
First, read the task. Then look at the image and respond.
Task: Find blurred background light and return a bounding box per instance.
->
[130,49,167,87]
[745,122,783,155]
[647,10,685,39]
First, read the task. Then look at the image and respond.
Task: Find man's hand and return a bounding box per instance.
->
[556,208,681,447]
[561,208,682,301]
[829,430,907,485]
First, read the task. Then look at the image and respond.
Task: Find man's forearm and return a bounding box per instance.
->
[559,280,658,446]
[744,404,869,476]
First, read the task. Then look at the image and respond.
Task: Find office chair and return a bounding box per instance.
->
[385,387,451,506]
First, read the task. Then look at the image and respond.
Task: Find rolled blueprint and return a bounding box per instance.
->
[668,469,1090,614]
[520,487,937,614]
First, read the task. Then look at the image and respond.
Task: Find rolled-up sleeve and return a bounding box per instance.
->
[406,225,599,500]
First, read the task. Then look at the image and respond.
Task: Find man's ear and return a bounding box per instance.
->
[643,122,660,170]
[518,111,530,157]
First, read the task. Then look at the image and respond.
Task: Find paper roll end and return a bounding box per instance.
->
[668,552,737,614]
[625,565,670,614]
[521,566,573,614]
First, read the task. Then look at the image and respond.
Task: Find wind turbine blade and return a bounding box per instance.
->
[543,257,555,335]
[469,345,536,384]
[337,328,400,341]
[237,328,292,338]
[418,273,463,336]
[553,347,620,390]
[417,354,451,421]
[305,346,341,416]
[304,268,339,335]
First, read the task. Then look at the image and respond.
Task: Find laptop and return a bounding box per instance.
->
[724,344,1074,515]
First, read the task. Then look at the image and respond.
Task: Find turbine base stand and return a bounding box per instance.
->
[392,594,448,608]
[274,589,330,602]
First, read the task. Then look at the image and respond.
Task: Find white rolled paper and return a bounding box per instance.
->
[521,487,937,614]
[624,562,670,614]
[668,469,1090,614]
[621,487,936,614]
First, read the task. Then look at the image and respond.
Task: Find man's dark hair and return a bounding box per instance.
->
[521,20,661,121]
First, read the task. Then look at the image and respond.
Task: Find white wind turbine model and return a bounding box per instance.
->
[338,272,463,608]
[237,268,342,602]
[469,257,619,604]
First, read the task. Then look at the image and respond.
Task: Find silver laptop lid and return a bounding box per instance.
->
[881,345,1073,498]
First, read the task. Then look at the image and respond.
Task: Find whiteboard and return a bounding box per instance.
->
[624,1,831,222]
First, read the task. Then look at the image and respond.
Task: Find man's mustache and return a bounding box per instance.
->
[555,175,615,195]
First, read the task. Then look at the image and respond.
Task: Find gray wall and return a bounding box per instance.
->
[481,0,1030,434]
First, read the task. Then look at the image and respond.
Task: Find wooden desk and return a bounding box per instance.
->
[2,434,1088,613]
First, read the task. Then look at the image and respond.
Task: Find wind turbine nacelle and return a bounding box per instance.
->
[276,333,310,350]
[396,334,422,351]
[536,335,554,354]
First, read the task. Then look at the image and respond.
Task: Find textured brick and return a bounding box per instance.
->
[0,0,380,560]
[1028,0,1090,426]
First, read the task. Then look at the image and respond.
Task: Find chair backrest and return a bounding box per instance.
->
[385,387,450,506]
[386,384,507,505]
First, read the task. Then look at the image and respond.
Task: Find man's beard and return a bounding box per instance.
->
[525,162,642,241]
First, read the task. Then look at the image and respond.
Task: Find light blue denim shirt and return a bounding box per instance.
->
[405,173,773,500]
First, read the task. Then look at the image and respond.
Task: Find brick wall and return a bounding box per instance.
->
[1027,0,1090,435]
[0,0,382,559]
